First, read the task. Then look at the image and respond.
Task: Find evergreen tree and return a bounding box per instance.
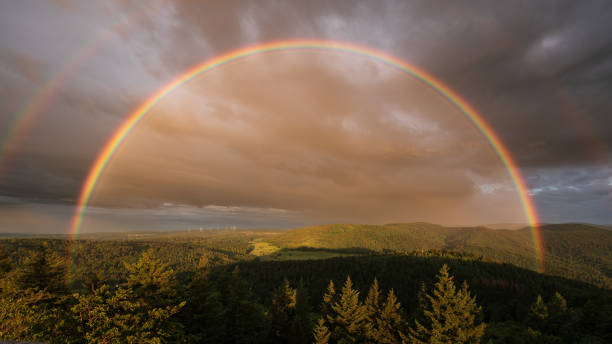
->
[313,318,331,344]
[328,276,371,344]
[546,292,574,341]
[198,286,227,344]
[358,277,408,344]
[530,295,549,321]
[364,278,408,344]
[124,249,176,305]
[72,249,186,343]
[291,278,313,344]
[222,267,267,344]
[321,280,338,320]
[527,292,575,342]
[365,278,382,321]
[0,249,76,343]
[14,249,67,294]
[269,277,297,342]
[178,272,226,344]
[0,288,55,342]
[374,289,407,344]
[72,284,185,344]
[549,292,567,314]
[409,265,485,344]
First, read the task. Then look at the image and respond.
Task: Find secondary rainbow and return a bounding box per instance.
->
[68,40,545,272]
[0,0,163,178]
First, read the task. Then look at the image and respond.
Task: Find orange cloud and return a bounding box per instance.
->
[89,52,524,226]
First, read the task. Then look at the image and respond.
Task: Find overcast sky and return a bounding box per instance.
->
[0,0,610,233]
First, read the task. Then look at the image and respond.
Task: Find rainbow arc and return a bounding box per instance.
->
[68,40,544,272]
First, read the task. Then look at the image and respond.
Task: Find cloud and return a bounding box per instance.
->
[0,196,308,233]
[0,0,611,231]
[526,166,612,223]
[154,0,612,166]
[82,52,524,226]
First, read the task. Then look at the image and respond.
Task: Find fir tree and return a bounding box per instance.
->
[548,292,567,315]
[364,279,407,344]
[222,267,267,344]
[0,288,56,342]
[546,292,573,340]
[124,249,176,305]
[329,276,371,344]
[374,289,407,344]
[365,278,382,321]
[321,280,338,320]
[291,278,313,344]
[530,295,549,321]
[178,272,226,344]
[72,284,185,344]
[409,265,485,344]
[313,318,331,344]
[199,286,227,344]
[0,249,75,342]
[14,249,66,294]
[269,277,297,342]
[527,292,575,342]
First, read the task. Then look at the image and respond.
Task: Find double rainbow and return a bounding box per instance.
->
[68,40,544,272]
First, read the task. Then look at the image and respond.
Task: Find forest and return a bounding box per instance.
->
[0,224,611,343]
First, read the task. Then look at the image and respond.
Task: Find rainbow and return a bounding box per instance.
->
[68,40,545,272]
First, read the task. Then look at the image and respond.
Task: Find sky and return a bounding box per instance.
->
[0,0,610,233]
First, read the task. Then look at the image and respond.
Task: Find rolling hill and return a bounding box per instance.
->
[261,222,612,287]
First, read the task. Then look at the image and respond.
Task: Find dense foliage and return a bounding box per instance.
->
[0,226,611,343]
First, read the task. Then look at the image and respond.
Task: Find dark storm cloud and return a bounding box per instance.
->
[150,0,612,166]
[0,0,610,232]
[526,166,612,224]
[0,0,166,201]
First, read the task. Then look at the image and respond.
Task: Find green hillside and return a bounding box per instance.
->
[1,237,611,343]
[264,222,612,287]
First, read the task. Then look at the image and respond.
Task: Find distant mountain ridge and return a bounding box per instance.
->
[263,222,612,288]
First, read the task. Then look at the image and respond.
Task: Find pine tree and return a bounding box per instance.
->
[365,278,382,321]
[269,278,297,342]
[74,249,188,343]
[527,293,549,338]
[548,292,567,315]
[527,292,574,341]
[291,278,313,344]
[329,276,371,344]
[360,277,408,344]
[546,292,573,340]
[124,249,176,305]
[0,288,53,341]
[530,295,549,321]
[199,285,227,344]
[409,264,485,344]
[0,249,75,342]
[374,289,407,344]
[14,249,66,294]
[223,268,267,344]
[313,318,331,344]
[321,280,338,320]
[72,284,185,344]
